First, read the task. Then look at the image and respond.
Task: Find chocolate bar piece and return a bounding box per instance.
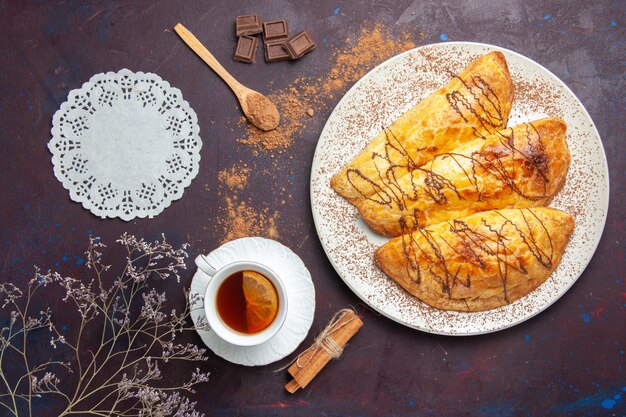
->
[236,14,262,37]
[263,20,289,42]
[264,40,290,62]
[234,35,258,63]
[283,31,315,59]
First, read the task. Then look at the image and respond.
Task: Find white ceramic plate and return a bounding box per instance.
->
[189,237,315,365]
[310,42,609,336]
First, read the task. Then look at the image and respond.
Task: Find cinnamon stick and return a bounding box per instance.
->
[285,309,363,393]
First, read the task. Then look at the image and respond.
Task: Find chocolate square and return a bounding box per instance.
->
[284,31,315,59]
[264,40,290,62]
[263,20,289,42]
[234,35,258,63]
[235,14,262,37]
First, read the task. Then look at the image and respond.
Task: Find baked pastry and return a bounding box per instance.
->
[375,208,574,312]
[355,117,570,236]
[331,51,515,204]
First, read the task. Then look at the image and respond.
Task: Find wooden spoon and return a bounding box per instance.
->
[174,23,280,131]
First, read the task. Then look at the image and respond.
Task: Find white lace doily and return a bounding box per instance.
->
[49,69,202,220]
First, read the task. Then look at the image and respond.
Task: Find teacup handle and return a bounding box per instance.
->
[194,254,217,278]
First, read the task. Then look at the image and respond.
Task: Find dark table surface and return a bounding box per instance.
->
[1,1,624,416]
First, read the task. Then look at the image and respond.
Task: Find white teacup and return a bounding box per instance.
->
[195,255,288,347]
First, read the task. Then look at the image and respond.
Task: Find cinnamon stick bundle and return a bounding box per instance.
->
[285,308,363,393]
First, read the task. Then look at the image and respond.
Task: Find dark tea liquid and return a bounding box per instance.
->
[216,271,248,333]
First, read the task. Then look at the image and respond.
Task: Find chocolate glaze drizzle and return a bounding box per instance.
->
[446,75,505,138]
[346,72,510,206]
[355,119,553,233]
[398,209,554,306]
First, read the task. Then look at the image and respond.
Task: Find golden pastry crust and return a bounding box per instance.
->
[356,118,571,236]
[375,208,574,312]
[330,51,515,204]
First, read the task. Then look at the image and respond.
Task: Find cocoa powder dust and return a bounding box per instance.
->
[238,24,418,152]
[244,92,280,131]
[216,24,418,243]
[215,164,280,244]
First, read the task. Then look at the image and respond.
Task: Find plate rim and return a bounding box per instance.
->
[310,41,609,336]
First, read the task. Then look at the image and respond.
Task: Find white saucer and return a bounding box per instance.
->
[189,237,315,366]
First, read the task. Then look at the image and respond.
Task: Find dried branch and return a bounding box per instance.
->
[0,234,209,417]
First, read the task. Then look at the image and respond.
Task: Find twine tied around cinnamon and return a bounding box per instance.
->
[277,308,359,373]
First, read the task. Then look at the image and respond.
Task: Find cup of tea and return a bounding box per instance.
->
[195,255,288,346]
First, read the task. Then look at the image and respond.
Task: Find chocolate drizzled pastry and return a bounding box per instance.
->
[355,117,571,236]
[375,207,574,312]
[330,52,515,204]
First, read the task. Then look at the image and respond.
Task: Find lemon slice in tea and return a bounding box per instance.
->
[242,271,279,333]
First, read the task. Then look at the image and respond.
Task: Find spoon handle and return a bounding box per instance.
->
[174,23,244,95]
